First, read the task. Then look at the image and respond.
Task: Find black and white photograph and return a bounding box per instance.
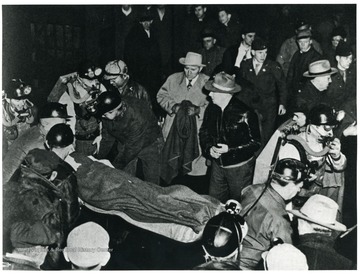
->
[2,2,357,270]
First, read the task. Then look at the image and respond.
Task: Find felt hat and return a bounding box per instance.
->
[287,194,347,232]
[179,52,206,67]
[205,72,241,94]
[303,60,338,77]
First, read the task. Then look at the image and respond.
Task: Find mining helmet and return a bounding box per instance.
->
[46,123,74,149]
[39,102,72,119]
[95,89,122,117]
[77,59,102,80]
[273,158,307,185]
[6,79,32,99]
[306,104,337,126]
[202,212,247,261]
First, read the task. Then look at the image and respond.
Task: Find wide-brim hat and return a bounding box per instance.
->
[205,72,241,94]
[303,60,338,78]
[179,52,206,67]
[287,194,347,232]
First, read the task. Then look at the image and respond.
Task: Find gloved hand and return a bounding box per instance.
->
[329,138,342,159]
[186,105,200,116]
[171,103,181,115]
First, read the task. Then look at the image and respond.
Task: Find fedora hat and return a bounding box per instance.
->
[303,60,338,77]
[205,72,241,94]
[287,194,346,232]
[179,52,206,67]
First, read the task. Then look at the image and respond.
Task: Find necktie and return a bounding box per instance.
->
[187,81,192,90]
[255,63,261,75]
[343,70,347,83]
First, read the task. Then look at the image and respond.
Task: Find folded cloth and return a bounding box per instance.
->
[161,100,200,184]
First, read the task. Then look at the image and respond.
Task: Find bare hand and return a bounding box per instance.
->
[278,104,286,115]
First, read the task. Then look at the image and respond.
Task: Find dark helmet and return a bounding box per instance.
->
[95,89,122,117]
[39,102,72,119]
[273,158,308,185]
[202,212,247,260]
[306,104,337,126]
[46,124,74,149]
[6,79,32,99]
[77,59,102,80]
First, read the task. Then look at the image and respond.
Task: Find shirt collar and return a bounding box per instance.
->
[122,7,132,16]
[186,75,199,86]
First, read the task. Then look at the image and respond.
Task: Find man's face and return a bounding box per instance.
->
[184,65,201,80]
[203,37,216,50]
[297,37,312,52]
[40,118,67,134]
[209,91,227,107]
[102,104,121,120]
[310,124,334,140]
[293,112,307,127]
[281,180,304,201]
[195,6,206,19]
[108,75,127,89]
[10,98,28,112]
[337,55,353,70]
[242,32,256,46]
[313,75,332,91]
[218,11,230,25]
[331,35,343,48]
[140,20,152,31]
[253,49,267,63]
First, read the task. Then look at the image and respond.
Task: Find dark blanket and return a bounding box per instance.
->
[72,153,221,233]
[161,100,200,184]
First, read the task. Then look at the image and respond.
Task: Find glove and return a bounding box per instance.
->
[186,105,200,116]
[171,103,181,115]
[329,138,341,159]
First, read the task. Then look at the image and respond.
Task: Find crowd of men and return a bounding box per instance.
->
[2,4,356,270]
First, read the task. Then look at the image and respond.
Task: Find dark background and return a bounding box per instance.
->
[2,4,356,108]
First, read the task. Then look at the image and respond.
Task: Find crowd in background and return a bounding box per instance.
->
[2,4,357,270]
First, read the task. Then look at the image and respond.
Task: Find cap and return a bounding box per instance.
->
[252,37,267,51]
[331,26,347,39]
[262,243,308,270]
[297,29,312,40]
[335,41,353,57]
[103,60,128,80]
[65,222,110,268]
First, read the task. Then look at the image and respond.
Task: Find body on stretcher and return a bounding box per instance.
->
[80,199,217,243]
